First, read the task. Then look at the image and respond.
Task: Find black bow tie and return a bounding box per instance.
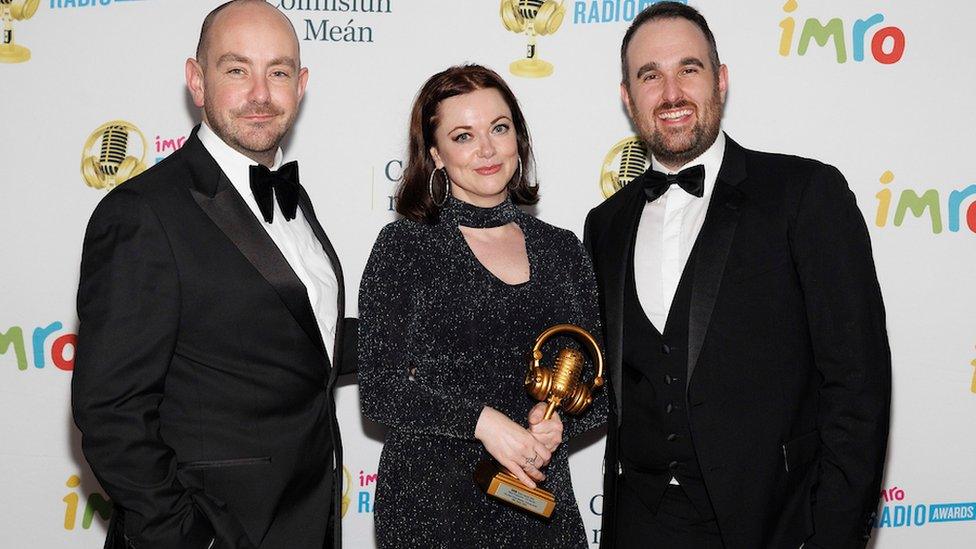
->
[249,161,299,223]
[642,164,705,202]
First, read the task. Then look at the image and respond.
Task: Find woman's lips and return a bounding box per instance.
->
[475,164,502,176]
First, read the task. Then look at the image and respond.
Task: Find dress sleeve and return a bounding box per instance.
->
[357,224,485,439]
[561,235,609,440]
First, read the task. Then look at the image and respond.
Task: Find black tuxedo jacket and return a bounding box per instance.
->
[72,127,356,549]
[585,136,890,549]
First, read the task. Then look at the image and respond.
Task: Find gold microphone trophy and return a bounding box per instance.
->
[474,324,604,518]
[500,0,566,78]
[0,0,39,64]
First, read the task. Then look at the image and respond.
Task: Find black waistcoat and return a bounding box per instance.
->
[618,235,716,520]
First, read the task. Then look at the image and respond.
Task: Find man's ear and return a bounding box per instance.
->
[185,58,206,108]
[620,82,634,120]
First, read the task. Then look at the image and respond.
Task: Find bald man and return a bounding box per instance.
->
[72,2,356,547]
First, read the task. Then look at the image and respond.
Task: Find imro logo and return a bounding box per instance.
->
[874,171,976,235]
[778,0,906,64]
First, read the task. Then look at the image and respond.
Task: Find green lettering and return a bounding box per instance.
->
[0,327,28,370]
[894,189,942,233]
[82,493,112,529]
[798,17,847,63]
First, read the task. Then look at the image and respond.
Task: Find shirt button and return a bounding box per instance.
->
[661,344,671,355]
[666,433,679,442]
[664,375,679,385]
[668,460,679,470]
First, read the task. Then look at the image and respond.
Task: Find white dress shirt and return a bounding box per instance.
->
[634,133,725,485]
[634,131,726,332]
[198,122,339,362]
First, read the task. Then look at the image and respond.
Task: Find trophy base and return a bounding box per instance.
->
[474,460,555,518]
[0,44,31,63]
[510,58,553,78]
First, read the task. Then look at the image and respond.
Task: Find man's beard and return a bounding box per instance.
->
[205,97,292,158]
[634,84,723,168]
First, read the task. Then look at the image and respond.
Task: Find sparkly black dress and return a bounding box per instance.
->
[358,196,608,549]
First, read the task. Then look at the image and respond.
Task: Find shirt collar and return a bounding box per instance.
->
[197,121,283,198]
[650,130,726,199]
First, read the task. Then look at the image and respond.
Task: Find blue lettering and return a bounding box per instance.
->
[947,184,976,232]
[357,491,372,513]
[852,14,884,62]
[32,321,63,369]
[878,505,892,528]
[914,504,927,526]
[574,1,586,24]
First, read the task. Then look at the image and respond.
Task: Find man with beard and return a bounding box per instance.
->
[72,1,355,547]
[584,3,890,548]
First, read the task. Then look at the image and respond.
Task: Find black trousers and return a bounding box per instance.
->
[614,477,724,549]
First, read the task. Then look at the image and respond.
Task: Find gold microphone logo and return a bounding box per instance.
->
[500,0,566,78]
[0,0,38,63]
[81,120,148,191]
[600,136,649,198]
[341,466,352,518]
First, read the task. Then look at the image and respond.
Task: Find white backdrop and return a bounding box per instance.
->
[1,1,974,547]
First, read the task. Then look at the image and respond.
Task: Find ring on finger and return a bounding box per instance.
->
[524,455,537,467]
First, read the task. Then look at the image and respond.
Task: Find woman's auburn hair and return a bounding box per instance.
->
[395,64,539,224]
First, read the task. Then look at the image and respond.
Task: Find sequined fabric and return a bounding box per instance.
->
[358,196,608,548]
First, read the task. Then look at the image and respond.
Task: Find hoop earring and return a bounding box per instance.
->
[510,156,524,189]
[517,156,538,189]
[428,167,450,207]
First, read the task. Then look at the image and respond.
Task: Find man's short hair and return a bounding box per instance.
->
[620,1,721,85]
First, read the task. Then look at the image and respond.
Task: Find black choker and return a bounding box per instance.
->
[442,195,519,228]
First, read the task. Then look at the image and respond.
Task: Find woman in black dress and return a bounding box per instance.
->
[358,65,607,548]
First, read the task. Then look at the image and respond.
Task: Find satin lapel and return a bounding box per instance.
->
[601,181,647,423]
[182,131,327,357]
[687,137,747,385]
[297,187,343,377]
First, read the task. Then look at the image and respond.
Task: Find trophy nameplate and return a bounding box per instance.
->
[474,460,556,518]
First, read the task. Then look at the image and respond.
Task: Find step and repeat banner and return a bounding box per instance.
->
[1,1,973,547]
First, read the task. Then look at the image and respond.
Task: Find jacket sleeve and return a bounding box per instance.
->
[72,188,220,548]
[790,165,891,548]
[357,224,485,439]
